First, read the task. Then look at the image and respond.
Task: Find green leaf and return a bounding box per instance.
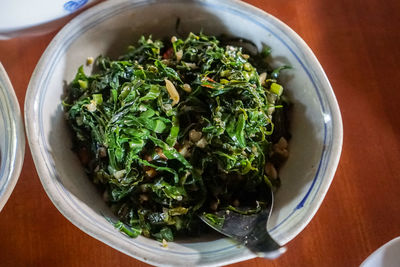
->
[93,94,103,105]
[271,65,291,79]
[261,46,272,57]
[166,116,179,147]
[168,207,188,216]
[203,213,225,228]
[152,227,174,242]
[236,113,246,147]
[148,136,192,170]
[78,79,88,89]
[139,84,161,101]
[106,217,142,238]
[152,178,186,200]
[154,60,182,83]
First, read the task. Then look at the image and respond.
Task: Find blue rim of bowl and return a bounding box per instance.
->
[26,0,341,261]
[0,63,25,211]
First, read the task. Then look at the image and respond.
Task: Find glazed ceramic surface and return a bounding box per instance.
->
[0,63,25,211]
[361,237,400,267]
[25,0,343,265]
[0,0,97,39]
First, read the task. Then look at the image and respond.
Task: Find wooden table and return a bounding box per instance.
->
[1,0,399,266]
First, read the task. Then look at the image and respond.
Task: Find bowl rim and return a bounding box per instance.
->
[24,0,343,265]
[0,62,25,211]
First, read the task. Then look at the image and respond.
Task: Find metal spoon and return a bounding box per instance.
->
[199,187,286,259]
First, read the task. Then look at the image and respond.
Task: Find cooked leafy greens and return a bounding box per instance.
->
[63,33,290,241]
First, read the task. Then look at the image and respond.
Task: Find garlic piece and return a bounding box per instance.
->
[196,137,208,148]
[182,83,192,93]
[259,72,267,86]
[165,79,180,106]
[189,129,202,142]
[176,49,183,62]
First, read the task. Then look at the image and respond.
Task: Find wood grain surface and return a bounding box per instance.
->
[1,0,399,266]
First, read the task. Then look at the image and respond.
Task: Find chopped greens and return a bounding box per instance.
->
[203,213,225,228]
[63,33,290,241]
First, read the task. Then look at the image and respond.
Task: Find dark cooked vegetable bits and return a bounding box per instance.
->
[63,33,290,241]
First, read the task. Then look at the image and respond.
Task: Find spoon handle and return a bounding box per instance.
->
[241,231,286,259]
[237,209,286,258]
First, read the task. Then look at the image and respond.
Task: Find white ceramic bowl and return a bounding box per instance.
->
[0,63,25,211]
[25,0,343,265]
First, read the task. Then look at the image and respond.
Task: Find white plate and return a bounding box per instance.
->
[0,0,97,39]
[0,63,25,211]
[361,237,400,267]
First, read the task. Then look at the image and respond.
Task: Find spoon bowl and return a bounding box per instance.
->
[199,186,286,259]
